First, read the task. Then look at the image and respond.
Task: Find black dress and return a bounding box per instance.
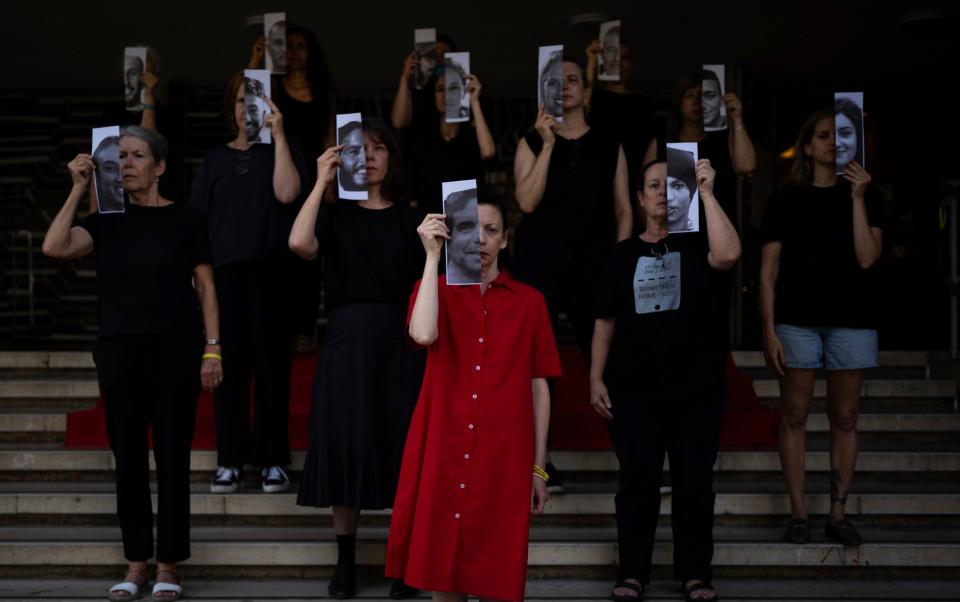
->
[297,201,426,510]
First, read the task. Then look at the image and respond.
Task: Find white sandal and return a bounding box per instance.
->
[151,570,182,602]
[107,574,148,601]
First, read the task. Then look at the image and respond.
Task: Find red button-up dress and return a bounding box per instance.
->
[386,270,562,601]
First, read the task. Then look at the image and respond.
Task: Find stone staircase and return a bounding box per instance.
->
[0,350,957,600]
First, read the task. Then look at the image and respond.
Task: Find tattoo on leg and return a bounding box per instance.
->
[830,469,845,504]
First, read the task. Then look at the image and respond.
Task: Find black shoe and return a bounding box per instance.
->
[389,579,419,599]
[327,564,355,599]
[826,519,863,546]
[783,518,810,544]
[545,462,566,495]
[260,465,291,493]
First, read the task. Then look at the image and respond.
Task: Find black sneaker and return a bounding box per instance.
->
[784,518,811,544]
[261,465,290,493]
[545,462,566,495]
[826,519,863,546]
[210,466,241,493]
[327,563,355,599]
[389,579,419,599]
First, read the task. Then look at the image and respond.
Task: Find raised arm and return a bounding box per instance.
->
[698,160,741,270]
[408,214,449,346]
[514,106,556,213]
[139,71,159,132]
[42,154,95,260]
[289,146,341,260]
[724,94,757,175]
[589,318,616,421]
[264,96,301,204]
[844,162,883,269]
[467,75,496,160]
[390,52,419,129]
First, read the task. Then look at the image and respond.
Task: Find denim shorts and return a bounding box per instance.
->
[774,324,878,371]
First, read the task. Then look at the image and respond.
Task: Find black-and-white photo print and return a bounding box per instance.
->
[336,112,367,201]
[666,142,700,233]
[702,64,726,131]
[243,69,272,145]
[835,91,865,174]
[538,44,563,121]
[123,47,147,111]
[444,51,471,123]
[598,20,620,82]
[264,12,286,74]
[91,126,124,214]
[414,28,437,90]
[442,179,481,285]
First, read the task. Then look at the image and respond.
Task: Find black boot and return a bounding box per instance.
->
[389,578,419,599]
[329,533,357,598]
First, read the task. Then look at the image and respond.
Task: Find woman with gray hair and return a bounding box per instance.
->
[42,126,222,601]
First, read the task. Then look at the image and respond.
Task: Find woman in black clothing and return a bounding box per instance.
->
[43,126,221,602]
[191,72,305,496]
[760,109,883,547]
[289,118,424,599]
[591,158,740,601]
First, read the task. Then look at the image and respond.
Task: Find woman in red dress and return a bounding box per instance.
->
[386,189,561,601]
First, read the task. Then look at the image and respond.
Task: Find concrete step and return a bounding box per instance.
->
[2,491,955,518]
[2,526,959,568]
[732,350,930,369]
[0,380,98,399]
[3,578,960,600]
[2,450,958,475]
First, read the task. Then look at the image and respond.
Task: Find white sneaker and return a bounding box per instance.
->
[261,465,290,493]
[210,466,241,493]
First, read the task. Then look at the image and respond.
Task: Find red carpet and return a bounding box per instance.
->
[65,348,779,450]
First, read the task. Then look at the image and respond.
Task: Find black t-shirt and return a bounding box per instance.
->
[595,233,728,400]
[316,202,426,312]
[404,122,485,212]
[273,80,330,184]
[77,203,213,338]
[517,128,620,246]
[587,89,655,179]
[760,182,884,329]
[190,142,308,267]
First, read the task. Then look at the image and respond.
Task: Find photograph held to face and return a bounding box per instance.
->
[835,92,865,174]
[598,21,620,82]
[243,69,272,145]
[123,47,147,111]
[91,126,124,213]
[666,143,700,233]
[443,52,471,123]
[702,65,727,131]
[414,28,437,90]
[336,113,368,200]
[264,13,286,74]
[443,179,481,285]
[538,45,564,121]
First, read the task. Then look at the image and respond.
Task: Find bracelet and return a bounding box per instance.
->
[206,338,221,346]
[533,464,550,483]
[141,103,156,111]
[202,353,222,361]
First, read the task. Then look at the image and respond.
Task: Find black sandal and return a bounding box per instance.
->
[610,580,643,601]
[826,519,863,546]
[784,518,810,544]
[681,580,719,601]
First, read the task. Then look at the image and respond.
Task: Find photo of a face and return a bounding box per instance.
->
[666,143,700,233]
[91,126,124,214]
[123,47,147,111]
[702,64,726,131]
[414,28,437,90]
[336,113,367,200]
[443,179,481,285]
[264,13,286,74]
[598,21,620,82]
[443,52,470,123]
[538,45,564,121]
[834,92,865,174]
[243,69,272,145]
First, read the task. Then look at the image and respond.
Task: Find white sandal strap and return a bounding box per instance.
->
[109,581,142,595]
[151,582,182,595]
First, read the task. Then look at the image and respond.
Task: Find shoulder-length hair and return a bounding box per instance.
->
[363,118,410,205]
[665,71,703,141]
[223,72,245,136]
[785,108,834,186]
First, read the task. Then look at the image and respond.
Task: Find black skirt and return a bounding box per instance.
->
[297,303,425,509]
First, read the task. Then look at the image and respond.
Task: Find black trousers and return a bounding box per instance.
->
[95,334,201,563]
[608,395,724,584]
[214,257,294,467]
[514,239,603,359]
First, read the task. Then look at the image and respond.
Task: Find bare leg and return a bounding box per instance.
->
[825,369,864,523]
[154,562,180,601]
[777,368,816,519]
[332,506,359,535]
[109,560,148,599]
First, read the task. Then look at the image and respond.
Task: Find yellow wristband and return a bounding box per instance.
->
[533,465,550,482]
[202,353,222,361]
